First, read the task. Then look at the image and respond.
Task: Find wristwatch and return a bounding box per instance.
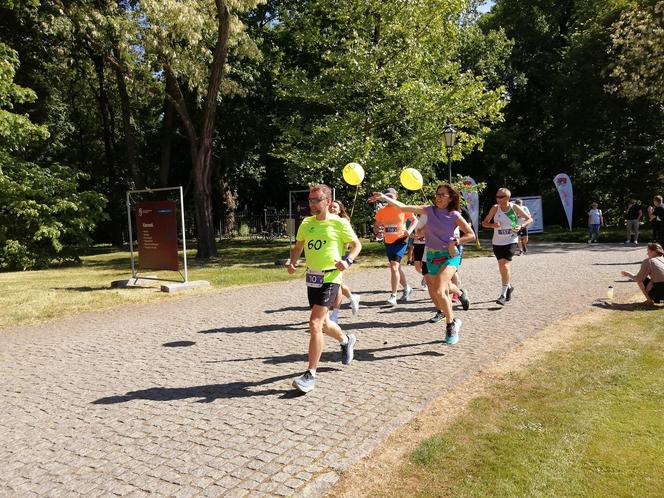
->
[343,256,354,265]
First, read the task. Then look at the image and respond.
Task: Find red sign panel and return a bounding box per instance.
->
[136,200,179,271]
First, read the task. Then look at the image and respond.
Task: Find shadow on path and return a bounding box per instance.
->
[592,300,663,312]
[199,321,309,334]
[92,367,340,404]
[264,306,311,314]
[163,341,196,347]
[592,261,641,266]
[211,340,444,366]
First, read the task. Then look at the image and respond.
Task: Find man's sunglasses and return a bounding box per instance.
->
[308,196,326,203]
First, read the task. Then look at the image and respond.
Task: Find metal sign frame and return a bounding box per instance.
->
[126,186,188,283]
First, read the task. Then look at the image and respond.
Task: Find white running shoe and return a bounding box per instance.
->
[350,294,361,316]
[387,294,397,306]
[401,286,413,302]
[420,278,427,290]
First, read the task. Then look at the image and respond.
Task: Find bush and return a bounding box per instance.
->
[0,160,107,270]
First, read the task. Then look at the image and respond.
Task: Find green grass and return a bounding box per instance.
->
[0,238,490,329]
[391,310,664,497]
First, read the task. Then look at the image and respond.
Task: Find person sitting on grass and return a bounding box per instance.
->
[620,242,664,305]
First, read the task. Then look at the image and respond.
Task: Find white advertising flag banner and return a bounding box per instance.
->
[553,173,573,229]
[461,176,480,235]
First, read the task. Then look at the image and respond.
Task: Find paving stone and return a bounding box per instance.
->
[0,243,636,497]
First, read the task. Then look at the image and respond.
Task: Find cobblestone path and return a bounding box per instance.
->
[0,243,645,497]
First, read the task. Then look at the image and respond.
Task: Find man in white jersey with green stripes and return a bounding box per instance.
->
[481,188,533,305]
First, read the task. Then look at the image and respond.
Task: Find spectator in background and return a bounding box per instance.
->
[587,202,603,244]
[624,196,642,245]
[647,195,664,245]
[620,243,664,305]
[513,199,531,254]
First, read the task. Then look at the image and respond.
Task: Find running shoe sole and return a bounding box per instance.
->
[292,378,315,393]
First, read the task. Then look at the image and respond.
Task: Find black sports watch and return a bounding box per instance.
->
[343,256,354,265]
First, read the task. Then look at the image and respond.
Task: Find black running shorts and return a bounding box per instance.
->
[307,283,340,309]
[517,227,528,237]
[645,278,664,303]
[413,244,425,262]
[493,243,518,261]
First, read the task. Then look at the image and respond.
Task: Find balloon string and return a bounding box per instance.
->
[349,185,359,220]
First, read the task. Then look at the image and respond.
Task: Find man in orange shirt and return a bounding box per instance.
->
[373,187,417,305]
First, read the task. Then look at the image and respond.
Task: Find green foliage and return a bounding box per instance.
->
[0,24,106,270]
[467,0,664,224]
[609,0,664,103]
[0,43,48,157]
[273,0,509,196]
[0,161,107,270]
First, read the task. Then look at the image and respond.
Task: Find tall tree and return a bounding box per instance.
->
[139,0,264,258]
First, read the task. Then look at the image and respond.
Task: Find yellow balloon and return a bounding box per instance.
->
[343,162,365,186]
[400,168,423,191]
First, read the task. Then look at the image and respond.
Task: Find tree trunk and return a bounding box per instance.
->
[159,78,175,187]
[92,55,123,246]
[218,165,236,236]
[192,150,217,258]
[162,0,230,259]
[112,53,144,189]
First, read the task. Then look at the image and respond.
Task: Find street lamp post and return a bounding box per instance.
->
[443,125,457,183]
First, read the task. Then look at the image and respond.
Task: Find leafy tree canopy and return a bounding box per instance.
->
[273,0,509,201]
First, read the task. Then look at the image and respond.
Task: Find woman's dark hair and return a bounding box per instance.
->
[648,242,664,256]
[435,184,461,212]
[332,199,350,219]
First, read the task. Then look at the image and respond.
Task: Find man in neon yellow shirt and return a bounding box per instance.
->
[287,184,362,393]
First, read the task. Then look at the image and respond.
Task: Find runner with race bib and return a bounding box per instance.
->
[373,187,417,306]
[287,184,362,393]
[481,187,533,306]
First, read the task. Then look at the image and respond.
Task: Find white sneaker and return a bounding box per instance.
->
[350,294,361,315]
[420,278,427,290]
[387,294,397,306]
[401,286,413,302]
[633,240,638,245]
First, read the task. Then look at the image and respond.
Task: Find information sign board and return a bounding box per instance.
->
[136,200,179,270]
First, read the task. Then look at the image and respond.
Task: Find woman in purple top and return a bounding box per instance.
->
[369,184,475,345]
